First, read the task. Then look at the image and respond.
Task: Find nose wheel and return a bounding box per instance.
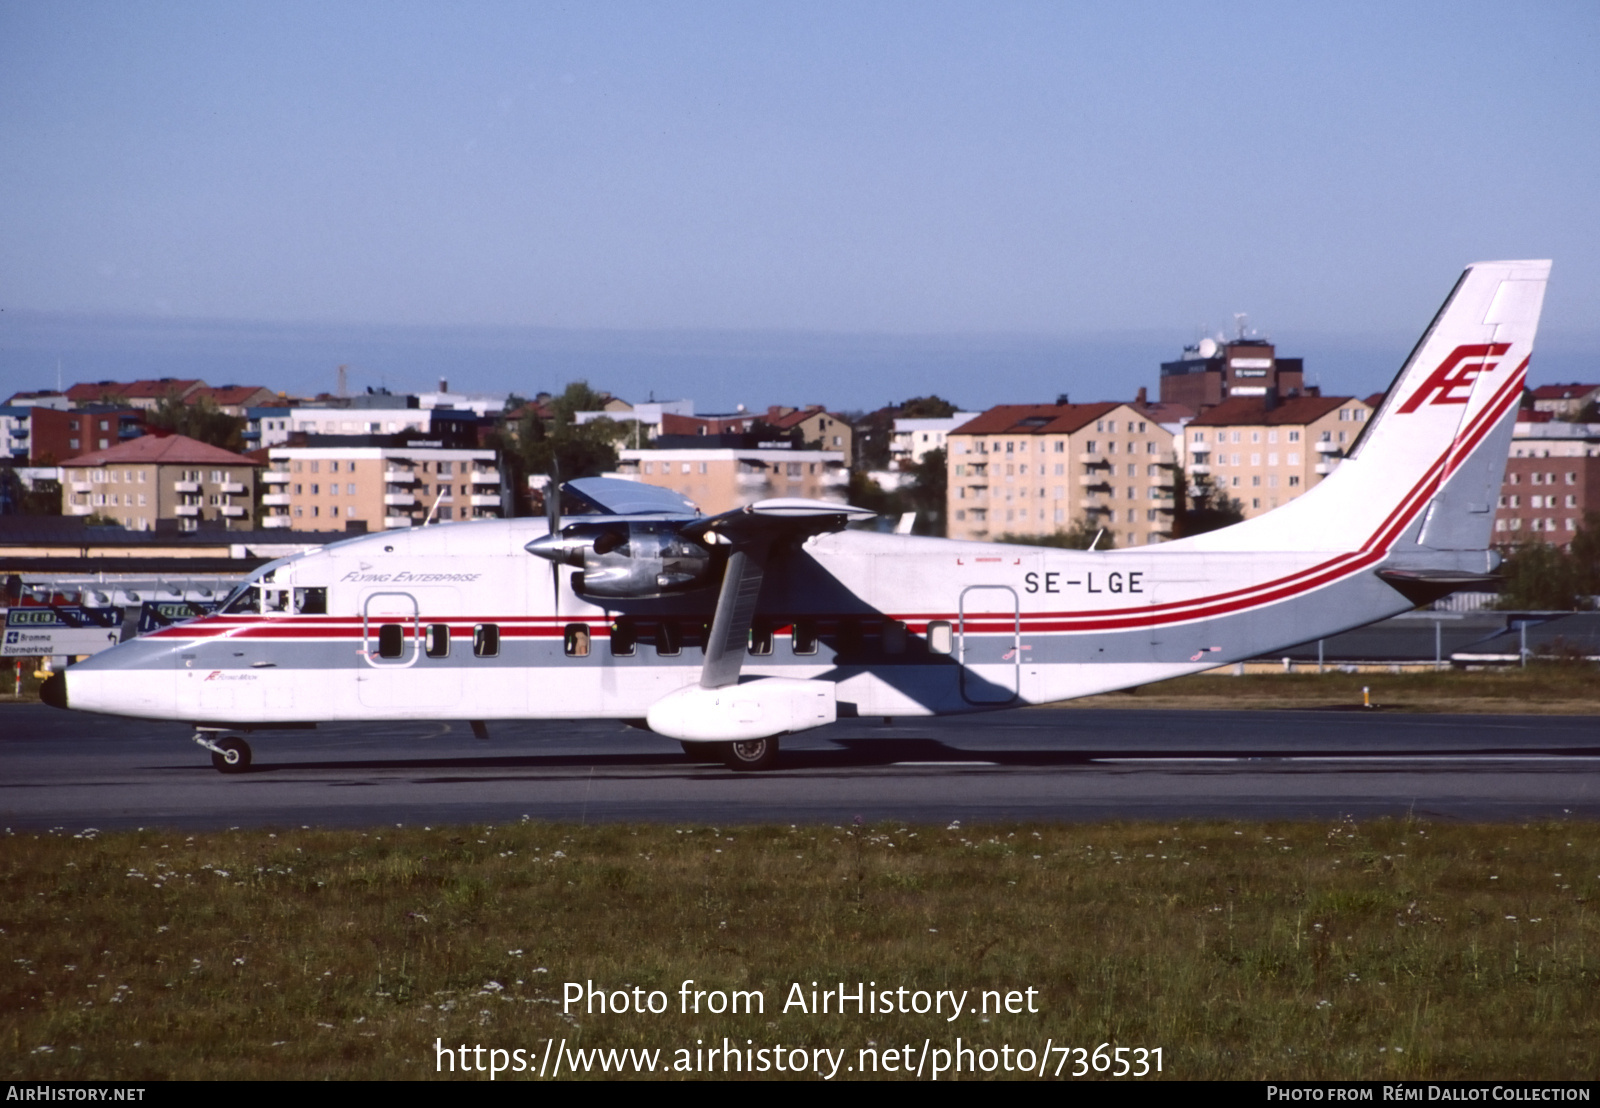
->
[194,732,252,774]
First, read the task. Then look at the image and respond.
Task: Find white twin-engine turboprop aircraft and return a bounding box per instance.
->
[44,261,1550,772]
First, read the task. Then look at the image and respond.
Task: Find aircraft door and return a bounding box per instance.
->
[959,585,1020,704]
[359,590,462,709]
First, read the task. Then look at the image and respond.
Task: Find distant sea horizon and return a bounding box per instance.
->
[3,309,1594,417]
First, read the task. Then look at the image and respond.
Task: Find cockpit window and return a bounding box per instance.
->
[220,586,258,614]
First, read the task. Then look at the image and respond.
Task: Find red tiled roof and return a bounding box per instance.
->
[65,378,205,403]
[60,433,259,468]
[1529,383,1600,400]
[190,385,275,406]
[949,402,1121,436]
[1187,395,1363,428]
[764,406,841,430]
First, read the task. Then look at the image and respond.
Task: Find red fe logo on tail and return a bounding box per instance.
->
[1396,343,1510,413]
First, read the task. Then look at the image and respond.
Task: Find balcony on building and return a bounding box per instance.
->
[384,492,417,507]
[70,480,92,493]
[221,505,247,518]
[384,515,416,529]
[469,468,499,485]
[262,516,293,529]
[175,505,201,517]
[1188,463,1210,476]
[1314,441,1341,455]
[383,468,416,483]
[219,481,247,494]
[173,480,201,493]
[262,469,291,484]
[262,493,292,507]
[469,493,501,507]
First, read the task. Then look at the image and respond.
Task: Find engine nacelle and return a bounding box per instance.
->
[646,678,837,742]
[527,521,715,599]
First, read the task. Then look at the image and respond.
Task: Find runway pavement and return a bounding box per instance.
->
[2,703,1597,830]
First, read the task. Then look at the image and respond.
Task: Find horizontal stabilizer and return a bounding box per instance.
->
[1375,568,1501,607]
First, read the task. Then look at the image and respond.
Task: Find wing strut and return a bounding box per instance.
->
[683,496,877,690]
[700,541,771,689]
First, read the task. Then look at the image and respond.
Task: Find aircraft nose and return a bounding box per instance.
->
[40,673,68,710]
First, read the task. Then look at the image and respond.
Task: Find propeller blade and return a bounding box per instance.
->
[545,456,563,613]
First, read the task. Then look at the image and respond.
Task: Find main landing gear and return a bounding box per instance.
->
[680,736,781,771]
[193,731,252,774]
[720,736,779,772]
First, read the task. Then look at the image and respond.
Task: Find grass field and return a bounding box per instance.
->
[4,818,1597,1080]
[1064,666,1600,715]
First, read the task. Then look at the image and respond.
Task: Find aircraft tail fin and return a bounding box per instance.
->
[1176,260,1549,554]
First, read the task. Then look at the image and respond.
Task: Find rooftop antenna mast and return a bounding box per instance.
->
[337,364,349,398]
[1233,313,1249,341]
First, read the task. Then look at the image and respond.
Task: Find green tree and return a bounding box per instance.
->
[145,394,245,452]
[491,382,629,515]
[19,477,62,516]
[996,514,1117,550]
[904,447,948,535]
[1494,513,1600,610]
[1173,466,1244,536]
[898,395,958,419]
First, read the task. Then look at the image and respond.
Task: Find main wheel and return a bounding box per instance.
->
[210,736,252,774]
[719,736,779,772]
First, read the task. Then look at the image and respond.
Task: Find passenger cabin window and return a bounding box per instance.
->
[791,622,818,655]
[295,587,327,614]
[655,622,681,657]
[748,623,773,656]
[425,623,450,658]
[926,620,953,655]
[473,624,500,658]
[564,623,590,657]
[377,624,406,659]
[610,620,637,657]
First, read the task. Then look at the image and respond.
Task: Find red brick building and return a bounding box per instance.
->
[28,406,146,464]
[1493,418,1600,547]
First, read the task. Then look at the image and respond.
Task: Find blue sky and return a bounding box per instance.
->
[2,1,1596,410]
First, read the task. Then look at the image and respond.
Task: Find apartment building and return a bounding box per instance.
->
[763,406,854,466]
[59,434,259,531]
[1493,419,1600,547]
[27,406,145,463]
[1529,384,1600,419]
[1180,395,1376,520]
[261,443,501,531]
[890,414,982,468]
[616,446,847,516]
[244,395,478,451]
[63,378,206,411]
[945,403,1178,546]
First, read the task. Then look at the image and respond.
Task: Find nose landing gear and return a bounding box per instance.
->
[193,731,252,774]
